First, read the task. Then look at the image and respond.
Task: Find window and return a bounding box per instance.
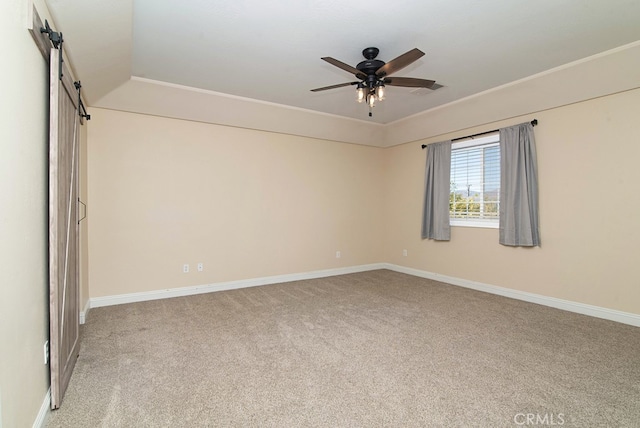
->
[450,133,500,228]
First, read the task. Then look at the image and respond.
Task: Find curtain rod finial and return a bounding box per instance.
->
[531,119,538,126]
[421,144,427,149]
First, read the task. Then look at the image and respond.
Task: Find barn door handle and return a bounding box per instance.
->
[78,198,87,224]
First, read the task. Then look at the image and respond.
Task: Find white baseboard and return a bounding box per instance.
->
[79,298,90,325]
[89,263,386,309]
[86,262,640,328]
[383,263,640,328]
[32,388,50,428]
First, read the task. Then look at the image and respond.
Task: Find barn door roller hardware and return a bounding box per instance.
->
[40,20,64,80]
[39,20,91,122]
[74,81,91,121]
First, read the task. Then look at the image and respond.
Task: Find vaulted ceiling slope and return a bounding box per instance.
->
[46,0,640,146]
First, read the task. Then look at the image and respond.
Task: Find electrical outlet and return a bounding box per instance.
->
[44,340,49,365]
[403,249,408,257]
[183,264,189,273]
[197,263,203,272]
[336,251,341,259]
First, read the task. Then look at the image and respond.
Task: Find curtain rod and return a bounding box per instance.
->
[421,119,537,149]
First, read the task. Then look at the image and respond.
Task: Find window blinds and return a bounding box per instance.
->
[450,133,500,223]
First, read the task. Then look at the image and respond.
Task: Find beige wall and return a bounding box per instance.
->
[1,0,52,426]
[383,88,640,315]
[87,108,385,297]
[88,88,640,318]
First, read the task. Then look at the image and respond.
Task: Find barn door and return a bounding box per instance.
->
[48,46,81,409]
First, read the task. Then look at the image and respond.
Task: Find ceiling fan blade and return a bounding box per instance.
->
[310,81,358,92]
[376,48,425,77]
[383,77,436,88]
[321,57,366,79]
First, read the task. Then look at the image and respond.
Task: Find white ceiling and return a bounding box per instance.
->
[47,0,640,124]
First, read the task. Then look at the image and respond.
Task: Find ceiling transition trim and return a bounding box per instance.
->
[93,41,640,148]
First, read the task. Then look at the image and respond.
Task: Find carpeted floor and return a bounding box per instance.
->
[46,270,640,427]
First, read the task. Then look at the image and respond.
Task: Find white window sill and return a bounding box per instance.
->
[450,220,499,229]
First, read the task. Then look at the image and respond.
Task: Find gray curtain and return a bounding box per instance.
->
[421,141,451,240]
[499,123,540,246]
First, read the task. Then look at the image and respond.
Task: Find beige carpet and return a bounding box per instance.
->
[46,270,640,427]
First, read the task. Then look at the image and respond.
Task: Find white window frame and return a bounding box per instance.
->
[450,133,500,229]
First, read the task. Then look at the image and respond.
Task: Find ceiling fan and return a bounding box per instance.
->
[311,47,438,116]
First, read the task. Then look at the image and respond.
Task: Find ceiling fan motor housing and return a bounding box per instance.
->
[356,59,385,76]
[357,47,385,80]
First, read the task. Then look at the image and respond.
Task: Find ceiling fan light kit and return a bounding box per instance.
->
[311,47,437,117]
